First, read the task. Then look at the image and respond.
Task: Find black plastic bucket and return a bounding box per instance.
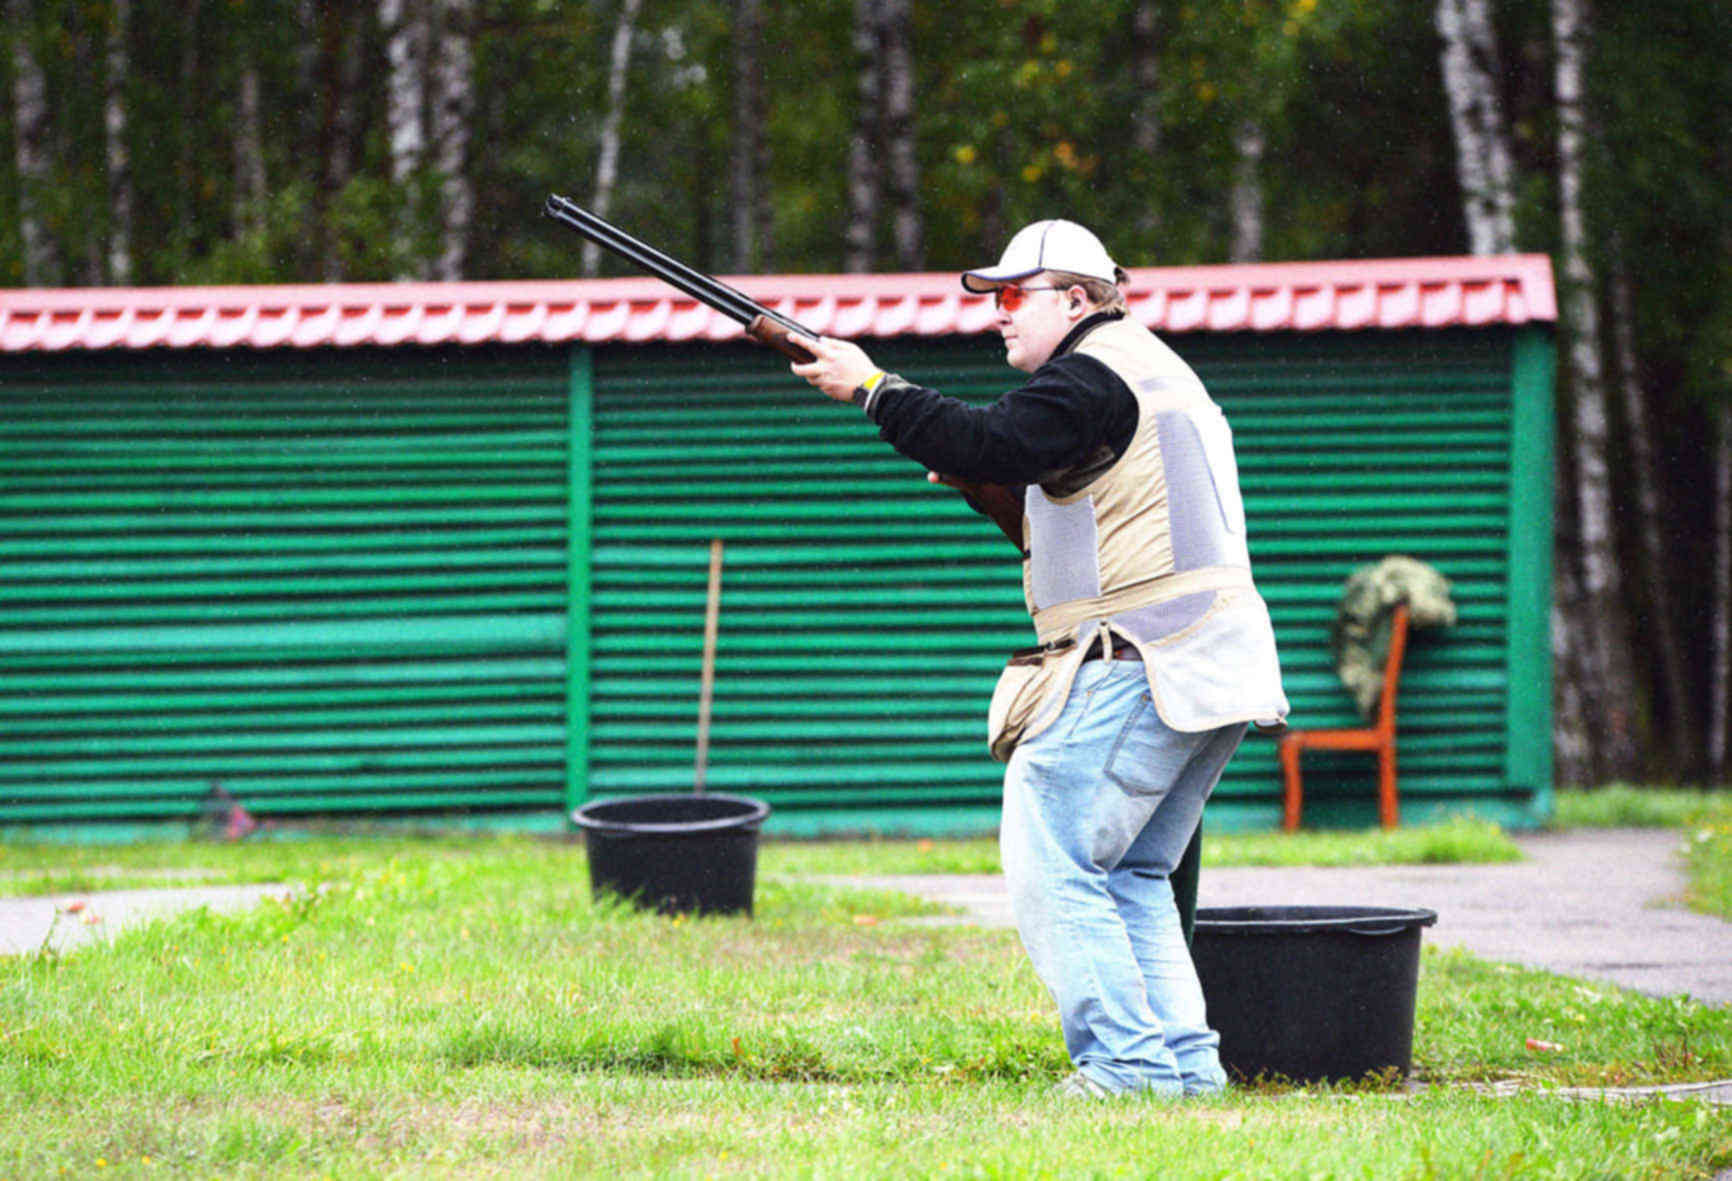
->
[1192,905,1438,1083]
[570,793,771,917]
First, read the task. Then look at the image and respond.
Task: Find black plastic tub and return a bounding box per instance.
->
[570,793,771,917]
[1192,905,1438,1083]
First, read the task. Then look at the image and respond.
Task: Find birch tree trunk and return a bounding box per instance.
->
[1552,549,1597,786]
[1610,260,1692,775]
[236,59,268,241]
[1555,0,1641,781]
[381,0,428,279]
[730,0,769,273]
[105,0,133,284]
[843,0,881,274]
[1435,0,1517,254]
[431,0,474,281]
[1229,118,1265,263]
[880,0,921,270]
[1711,402,1732,782]
[586,0,641,278]
[10,0,58,285]
[1549,416,1596,786]
[382,0,426,185]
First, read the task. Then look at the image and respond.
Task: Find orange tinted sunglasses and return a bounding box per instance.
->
[993,284,1064,312]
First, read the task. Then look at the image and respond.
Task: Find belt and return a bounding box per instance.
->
[1008,634,1139,665]
[1081,636,1140,662]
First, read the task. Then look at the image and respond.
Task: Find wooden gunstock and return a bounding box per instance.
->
[746,314,817,364]
[937,476,1026,549]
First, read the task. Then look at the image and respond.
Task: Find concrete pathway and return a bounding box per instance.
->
[0,883,293,956]
[853,828,1732,1008]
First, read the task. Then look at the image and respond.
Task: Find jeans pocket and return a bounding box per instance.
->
[1103,692,1169,797]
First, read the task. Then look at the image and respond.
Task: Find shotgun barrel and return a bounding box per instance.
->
[543,195,817,362]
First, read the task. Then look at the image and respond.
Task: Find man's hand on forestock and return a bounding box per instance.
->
[789,334,881,403]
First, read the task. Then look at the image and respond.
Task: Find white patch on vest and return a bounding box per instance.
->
[1158,408,1250,572]
[1025,488,1102,610]
[1194,404,1246,536]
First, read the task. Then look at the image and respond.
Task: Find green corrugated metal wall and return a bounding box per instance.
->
[584,327,1552,835]
[0,326,1550,835]
[0,348,572,826]
[584,344,1030,834]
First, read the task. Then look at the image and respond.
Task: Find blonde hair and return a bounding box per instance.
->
[1044,269,1129,315]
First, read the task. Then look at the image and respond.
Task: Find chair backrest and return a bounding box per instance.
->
[1375,603,1412,735]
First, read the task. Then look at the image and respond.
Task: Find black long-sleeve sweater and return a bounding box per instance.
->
[861,312,1140,490]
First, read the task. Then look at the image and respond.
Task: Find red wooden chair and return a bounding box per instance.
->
[1279,603,1411,831]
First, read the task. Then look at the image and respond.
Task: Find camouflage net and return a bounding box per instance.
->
[1329,555,1458,721]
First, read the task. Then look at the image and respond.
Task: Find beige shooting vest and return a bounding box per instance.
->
[986,317,1289,761]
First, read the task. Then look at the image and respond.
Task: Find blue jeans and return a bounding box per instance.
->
[1000,659,1245,1096]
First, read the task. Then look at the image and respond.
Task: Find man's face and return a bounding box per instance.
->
[993,275,1085,373]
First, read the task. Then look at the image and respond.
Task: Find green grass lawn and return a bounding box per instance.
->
[3,833,1729,1179]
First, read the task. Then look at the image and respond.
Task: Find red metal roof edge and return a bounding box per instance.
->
[0,254,1555,354]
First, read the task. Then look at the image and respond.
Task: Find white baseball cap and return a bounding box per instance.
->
[961,219,1120,293]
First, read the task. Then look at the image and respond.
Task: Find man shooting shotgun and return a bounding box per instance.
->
[797,219,1289,1101]
[548,198,1289,1100]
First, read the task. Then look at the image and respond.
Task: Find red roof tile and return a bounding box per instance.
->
[0,255,1554,354]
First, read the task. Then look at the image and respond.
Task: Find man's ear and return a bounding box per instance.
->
[1067,286,1088,316]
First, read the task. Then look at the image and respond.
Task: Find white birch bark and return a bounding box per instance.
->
[381,0,428,279]
[431,0,474,281]
[843,0,881,274]
[10,0,58,285]
[1611,261,1691,773]
[105,0,133,284]
[586,0,641,278]
[1461,0,1518,244]
[1229,118,1265,263]
[1436,0,1517,254]
[1551,557,1596,787]
[1711,402,1732,781]
[1554,0,1640,779]
[381,0,426,186]
[880,0,921,269]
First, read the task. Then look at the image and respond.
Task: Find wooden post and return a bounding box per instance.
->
[694,538,724,794]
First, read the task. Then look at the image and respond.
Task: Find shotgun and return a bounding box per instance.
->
[543,194,816,363]
[542,194,1026,548]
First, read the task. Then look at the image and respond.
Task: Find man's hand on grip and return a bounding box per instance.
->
[789,334,882,403]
